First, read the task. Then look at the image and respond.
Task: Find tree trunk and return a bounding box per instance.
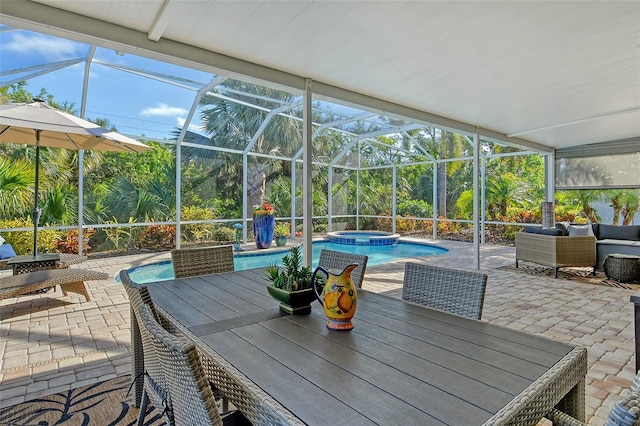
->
[622,201,639,225]
[610,196,621,226]
[247,162,266,213]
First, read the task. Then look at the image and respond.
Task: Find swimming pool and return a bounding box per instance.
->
[121,240,447,284]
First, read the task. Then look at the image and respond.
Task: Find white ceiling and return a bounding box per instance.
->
[2,0,639,152]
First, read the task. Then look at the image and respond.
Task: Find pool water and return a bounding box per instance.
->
[122,240,447,284]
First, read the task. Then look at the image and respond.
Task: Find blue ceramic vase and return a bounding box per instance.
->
[253,213,275,249]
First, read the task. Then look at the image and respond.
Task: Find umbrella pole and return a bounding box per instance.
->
[32,130,42,257]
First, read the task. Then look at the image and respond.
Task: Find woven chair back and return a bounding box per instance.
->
[402,263,487,320]
[120,271,174,423]
[318,249,368,289]
[171,245,235,279]
[138,303,224,426]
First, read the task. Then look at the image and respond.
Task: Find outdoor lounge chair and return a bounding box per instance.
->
[515,231,596,278]
[0,268,108,302]
[318,249,368,288]
[0,252,87,272]
[171,245,235,279]
[402,262,488,320]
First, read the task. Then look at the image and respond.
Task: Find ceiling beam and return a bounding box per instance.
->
[148,0,171,42]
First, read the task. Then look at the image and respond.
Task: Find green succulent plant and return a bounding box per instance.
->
[264,246,312,291]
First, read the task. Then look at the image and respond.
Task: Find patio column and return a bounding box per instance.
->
[302,78,313,267]
[392,166,397,234]
[543,152,556,228]
[432,162,438,240]
[473,128,480,270]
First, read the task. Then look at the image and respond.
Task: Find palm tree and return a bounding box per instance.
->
[414,128,468,217]
[607,190,640,225]
[0,157,34,218]
[195,81,302,212]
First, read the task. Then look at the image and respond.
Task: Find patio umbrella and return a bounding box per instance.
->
[0,100,151,256]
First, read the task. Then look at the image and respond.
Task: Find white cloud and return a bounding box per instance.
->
[141,103,188,117]
[177,117,205,132]
[4,34,81,60]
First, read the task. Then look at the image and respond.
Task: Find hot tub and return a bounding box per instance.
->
[325,230,400,246]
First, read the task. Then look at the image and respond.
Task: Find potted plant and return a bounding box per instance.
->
[274,222,289,247]
[264,246,315,314]
[252,203,275,249]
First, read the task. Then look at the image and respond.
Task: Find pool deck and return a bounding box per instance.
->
[0,237,637,425]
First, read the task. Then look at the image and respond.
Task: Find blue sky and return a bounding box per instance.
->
[1,27,213,140]
[1,26,400,144]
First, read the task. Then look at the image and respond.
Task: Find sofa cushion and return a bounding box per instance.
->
[568,224,595,237]
[0,244,17,260]
[598,224,640,241]
[555,222,598,237]
[525,227,564,236]
[597,239,640,248]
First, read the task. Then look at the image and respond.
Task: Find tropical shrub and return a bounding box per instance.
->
[0,218,61,255]
[211,226,235,242]
[396,199,431,217]
[104,217,138,250]
[137,224,176,250]
[180,205,215,243]
[54,228,95,254]
[396,217,418,233]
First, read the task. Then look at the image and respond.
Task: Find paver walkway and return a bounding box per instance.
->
[0,238,636,425]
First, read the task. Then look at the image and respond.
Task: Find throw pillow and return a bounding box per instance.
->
[0,244,17,260]
[598,224,640,241]
[555,222,570,236]
[568,224,594,237]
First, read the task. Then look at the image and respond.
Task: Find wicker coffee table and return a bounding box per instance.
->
[604,254,640,283]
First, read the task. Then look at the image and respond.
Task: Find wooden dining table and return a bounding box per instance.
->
[144,268,587,426]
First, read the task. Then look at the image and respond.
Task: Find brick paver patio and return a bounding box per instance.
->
[0,238,636,425]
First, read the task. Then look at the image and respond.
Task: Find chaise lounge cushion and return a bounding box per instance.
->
[0,244,17,260]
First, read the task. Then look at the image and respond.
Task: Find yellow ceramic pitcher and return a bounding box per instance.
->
[312,263,358,330]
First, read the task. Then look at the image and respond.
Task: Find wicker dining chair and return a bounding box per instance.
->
[137,303,250,426]
[121,270,240,424]
[401,262,488,320]
[120,270,178,424]
[171,245,235,279]
[546,370,639,426]
[318,249,368,289]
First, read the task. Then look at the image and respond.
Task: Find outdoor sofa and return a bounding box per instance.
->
[516,224,640,276]
[555,223,640,270]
